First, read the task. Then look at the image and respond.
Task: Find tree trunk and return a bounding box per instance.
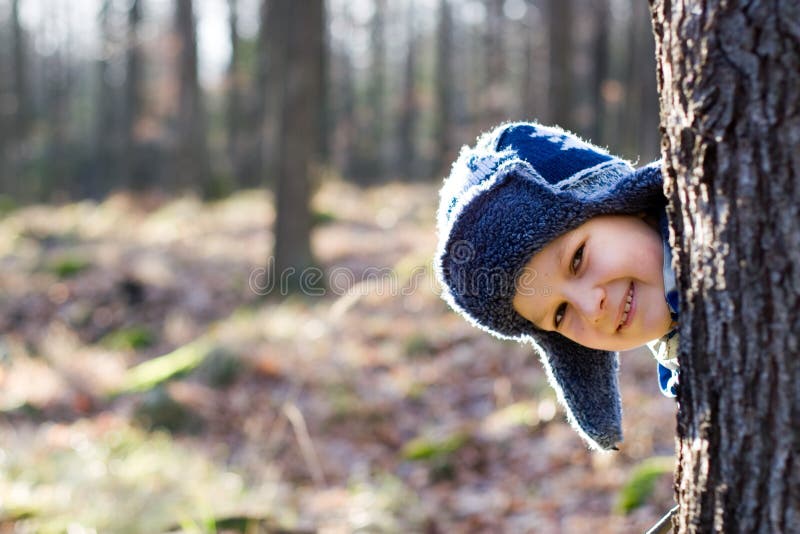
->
[226,0,240,170]
[482,0,506,125]
[226,0,249,188]
[331,34,356,181]
[636,1,660,163]
[547,0,574,129]
[0,31,8,197]
[174,0,209,193]
[365,0,387,182]
[397,1,418,179]
[433,0,453,176]
[650,1,800,532]
[11,0,31,143]
[317,2,329,166]
[623,0,659,160]
[521,0,546,121]
[44,1,72,200]
[254,0,286,190]
[271,0,323,290]
[589,0,609,143]
[124,0,144,189]
[94,0,118,199]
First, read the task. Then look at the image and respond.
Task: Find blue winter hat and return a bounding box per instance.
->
[434,122,664,450]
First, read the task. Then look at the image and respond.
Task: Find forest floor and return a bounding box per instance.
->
[0,182,677,533]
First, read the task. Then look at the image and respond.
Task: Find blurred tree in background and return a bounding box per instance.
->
[0,0,660,205]
[270,0,324,286]
[173,0,210,193]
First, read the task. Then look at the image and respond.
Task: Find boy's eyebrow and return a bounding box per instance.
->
[557,239,568,272]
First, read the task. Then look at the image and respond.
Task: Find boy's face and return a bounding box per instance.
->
[512,215,674,352]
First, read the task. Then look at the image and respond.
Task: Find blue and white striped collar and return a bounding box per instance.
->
[646,208,680,397]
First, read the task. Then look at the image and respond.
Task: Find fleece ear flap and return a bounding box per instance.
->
[528,332,623,450]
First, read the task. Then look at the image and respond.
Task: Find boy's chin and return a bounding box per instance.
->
[616,339,656,352]
[595,340,648,353]
[582,338,648,353]
[622,326,674,352]
[597,328,672,353]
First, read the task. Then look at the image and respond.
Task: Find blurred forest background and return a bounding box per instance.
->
[0,0,675,533]
[0,0,659,203]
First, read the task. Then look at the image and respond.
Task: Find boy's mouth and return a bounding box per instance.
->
[616,282,635,331]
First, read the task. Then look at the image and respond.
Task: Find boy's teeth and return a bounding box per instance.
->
[619,285,633,327]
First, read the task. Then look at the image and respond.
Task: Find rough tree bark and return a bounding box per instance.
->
[650,1,800,532]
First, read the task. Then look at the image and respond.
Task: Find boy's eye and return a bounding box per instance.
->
[554,303,567,329]
[571,244,584,273]
[554,244,584,329]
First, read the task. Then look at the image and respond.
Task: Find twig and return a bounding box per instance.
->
[646,505,679,534]
[263,383,300,456]
[282,401,327,487]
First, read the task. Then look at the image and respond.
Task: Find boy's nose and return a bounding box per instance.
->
[572,286,607,325]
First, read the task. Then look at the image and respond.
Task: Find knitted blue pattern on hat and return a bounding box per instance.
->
[435,122,665,450]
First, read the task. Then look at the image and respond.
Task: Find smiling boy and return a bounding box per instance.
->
[434,122,678,450]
